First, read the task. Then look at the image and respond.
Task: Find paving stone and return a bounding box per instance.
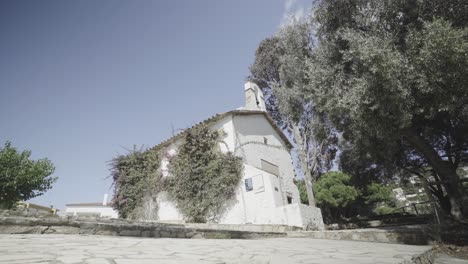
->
[435,254,468,264]
[0,234,431,264]
[84,258,113,264]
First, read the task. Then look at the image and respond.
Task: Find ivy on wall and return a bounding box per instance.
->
[166,125,243,223]
[110,124,243,223]
[110,147,162,219]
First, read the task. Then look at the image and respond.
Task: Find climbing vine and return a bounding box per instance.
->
[166,125,243,223]
[110,147,162,219]
[111,124,243,222]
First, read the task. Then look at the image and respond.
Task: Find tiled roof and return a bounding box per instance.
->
[150,110,293,151]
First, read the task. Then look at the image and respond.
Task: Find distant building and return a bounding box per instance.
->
[66,194,118,218]
[17,202,58,215]
[392,187,423,205]
[392,175,425,206]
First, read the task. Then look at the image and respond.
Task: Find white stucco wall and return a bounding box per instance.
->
[232,114,300,205]
[160,115,234,178]
[155,112,324,229]
[161,143,178,178]
[218,164,284,225]
[65,206,118,218]
[157,191,183,222]
[211,115,235,153]
[275,204,325,230]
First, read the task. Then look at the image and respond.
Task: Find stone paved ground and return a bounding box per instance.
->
[0,234,430,264]
[435,255,468,264]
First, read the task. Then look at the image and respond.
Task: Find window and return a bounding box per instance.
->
[261,159,279,176]
[245,178,253,192]
[287,196,293,204]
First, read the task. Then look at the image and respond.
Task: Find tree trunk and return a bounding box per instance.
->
[403,129,467,220]
[293,124,316,207]
[418,176,442,223]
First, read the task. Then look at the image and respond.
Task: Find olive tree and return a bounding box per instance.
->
[252,0,468,220]
[305,0,468,220]
[0,141,56,209]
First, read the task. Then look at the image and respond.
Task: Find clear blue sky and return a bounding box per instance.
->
[0,0,311,210]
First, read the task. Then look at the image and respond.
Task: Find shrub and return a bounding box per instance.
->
[314,171,360,208]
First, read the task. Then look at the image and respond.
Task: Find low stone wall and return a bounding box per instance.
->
[1,210,465,246]
[275,203,325,230]
[288,226,432,245]
[183,223,296,233]
[0,214,432,244]
[0,215,286,239]
[289,223,468,246]
[326,215,432,230]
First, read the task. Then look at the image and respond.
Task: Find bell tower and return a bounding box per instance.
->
[244,81,266,111]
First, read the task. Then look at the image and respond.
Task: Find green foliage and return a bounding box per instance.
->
[0,141,56,209]
[249,19,338,207]
[111,147,161,219]
[294,179,309,205]
[313,171,398,222]
[374,205,397,215]
[314,172,360,208]
[364,183,398,215]
[110,125,243,222]
[253,0,468,219]
[310,0,468,219]
[364,183,394,205]
[166,125,243,223]
[249,36,283,90]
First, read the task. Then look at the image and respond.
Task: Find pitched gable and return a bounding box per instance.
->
[150,110,292,152]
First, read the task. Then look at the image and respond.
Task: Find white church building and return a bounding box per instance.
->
[154,82,324,230]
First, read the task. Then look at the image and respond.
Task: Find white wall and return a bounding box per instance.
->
[65,206,118,218]
[219,164,282,225]
[155,112,324,229]
[219,164,324,229]
[275,204,325,230]
[232,114,300,205]
[161,143,178,178]
[157,191,183,222]
[160,115,234,178]
[211,115,235,153]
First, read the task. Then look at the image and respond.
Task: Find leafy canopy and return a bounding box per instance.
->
[308,0,468,219]
[264,0,468,219]
[0,141,56,209]
[364,182,395,206]
[249,19,338,207]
